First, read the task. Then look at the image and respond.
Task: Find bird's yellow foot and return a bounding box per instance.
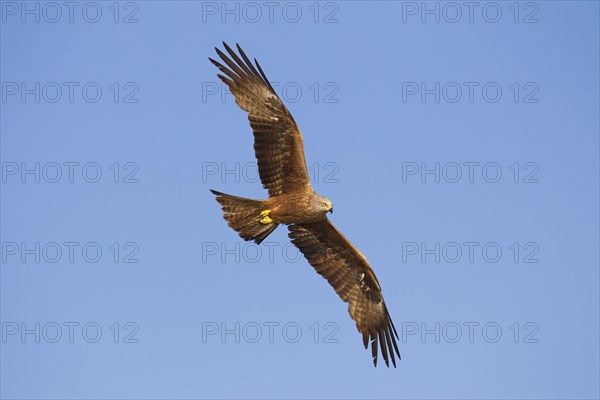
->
[260,216,273,224]
[259,209,273,224]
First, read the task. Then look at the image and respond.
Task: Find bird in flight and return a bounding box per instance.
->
[209,43,401,367]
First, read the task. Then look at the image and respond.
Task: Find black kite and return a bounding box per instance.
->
[209,43,401,367]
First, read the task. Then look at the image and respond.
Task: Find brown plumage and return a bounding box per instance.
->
[209,43,401,367]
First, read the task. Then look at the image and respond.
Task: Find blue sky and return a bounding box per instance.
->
[1,1,599,399]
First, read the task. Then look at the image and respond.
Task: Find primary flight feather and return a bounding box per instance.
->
[209,42,401,367]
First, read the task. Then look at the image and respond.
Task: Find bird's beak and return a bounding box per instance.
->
[328,206,333,214]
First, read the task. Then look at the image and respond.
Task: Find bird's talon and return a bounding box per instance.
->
[260,216,273,224]
[259,209,271,217]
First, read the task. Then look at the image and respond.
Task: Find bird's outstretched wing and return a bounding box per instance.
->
[288,220,401,367]
[209,43,311,197]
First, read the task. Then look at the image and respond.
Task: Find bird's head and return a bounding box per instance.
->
[313,193,333,215]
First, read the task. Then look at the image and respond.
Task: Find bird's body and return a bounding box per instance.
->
[267,191,333,224]
[209,43,401,367]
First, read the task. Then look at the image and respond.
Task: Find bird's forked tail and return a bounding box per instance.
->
[210,189,279,244]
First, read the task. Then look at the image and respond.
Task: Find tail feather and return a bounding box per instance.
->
[210,189,279,244]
